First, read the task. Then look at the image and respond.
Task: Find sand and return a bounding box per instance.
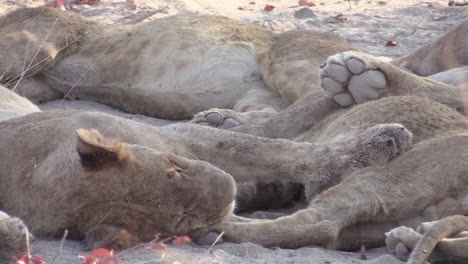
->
[1,0,467,263]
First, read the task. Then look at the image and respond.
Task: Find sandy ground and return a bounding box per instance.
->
[1,0,467,263]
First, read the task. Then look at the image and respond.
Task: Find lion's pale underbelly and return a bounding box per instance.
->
[44,40,272,119]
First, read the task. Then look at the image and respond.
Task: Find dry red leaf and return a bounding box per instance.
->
[153,242,168,250]
[57,0,66,9]
[172,235,192,245]
[264,4,275,11]
[298,0,316,6]
[82,0,99,4]
[13,255,46,264]
[126,0,137,10]
[385,40,397,46]
[84,248,120,264]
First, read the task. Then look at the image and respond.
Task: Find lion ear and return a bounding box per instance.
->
[76,129,134,170]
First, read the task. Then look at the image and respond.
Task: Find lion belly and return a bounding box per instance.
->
[45,39,268,119]
[43,15,275,119]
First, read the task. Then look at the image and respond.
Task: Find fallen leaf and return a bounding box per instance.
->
[172,235,192,245]
[82,0,99,5]
[13,255,46,264]
[153,242,168,250]
[84,248,120,264]
[385,40,397,46]
[264,4,275,11]
[126,0,137,10]
[57,0,66,10]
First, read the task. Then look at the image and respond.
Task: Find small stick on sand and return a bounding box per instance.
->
[51,230,69,264]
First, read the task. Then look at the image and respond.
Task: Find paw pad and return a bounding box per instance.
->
[205,112,223,126]
[191,109,241,129]
[320,51,387,107]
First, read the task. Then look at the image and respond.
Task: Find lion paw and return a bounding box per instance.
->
[385,226,422,261]
[365,124,413,154]
[191,109,241,129]
[385,221,441,262]
[320,51,387,107]
[0,211,31,262]
[354,124,413,168]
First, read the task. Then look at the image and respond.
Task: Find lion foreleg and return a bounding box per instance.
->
[210,211,340,248]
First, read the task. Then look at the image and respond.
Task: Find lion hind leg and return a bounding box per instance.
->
[259,30,359,104]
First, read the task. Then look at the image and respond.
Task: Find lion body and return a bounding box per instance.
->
[0,8,357,121]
